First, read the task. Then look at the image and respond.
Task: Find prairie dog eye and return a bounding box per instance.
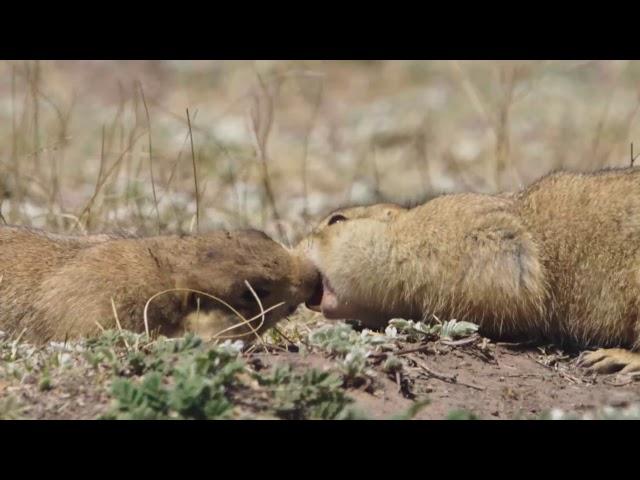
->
[328,214,348,226]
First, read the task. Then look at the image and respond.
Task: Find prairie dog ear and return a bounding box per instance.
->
[383,206,403,220]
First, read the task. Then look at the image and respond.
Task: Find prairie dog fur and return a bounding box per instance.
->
[0,226,318,344]
[298,167,640,373]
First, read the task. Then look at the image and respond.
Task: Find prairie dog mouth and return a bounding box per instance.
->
[305,274,341,318]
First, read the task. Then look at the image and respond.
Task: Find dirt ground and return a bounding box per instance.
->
[257,341,640,420]
[3,329,639,420]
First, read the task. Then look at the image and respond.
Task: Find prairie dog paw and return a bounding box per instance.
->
[577,348,640,374]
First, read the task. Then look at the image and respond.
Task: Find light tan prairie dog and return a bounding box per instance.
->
[0,226,318,344]
[297,167,640,374]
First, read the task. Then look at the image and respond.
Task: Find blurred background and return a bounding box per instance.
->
[1,60,639,244]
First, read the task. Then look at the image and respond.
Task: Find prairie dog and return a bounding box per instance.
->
[298,167,640,374]
[0,226,318,344]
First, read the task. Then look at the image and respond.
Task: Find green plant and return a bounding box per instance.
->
[386,318,478,342]
[446,409,480,420]
[38,372,52,391]
[257,365,355,420]
[103,337,246,420]
[307,323,393,355]
[306,323,394,384]
[390,400,430,420]
[104,342,246,420]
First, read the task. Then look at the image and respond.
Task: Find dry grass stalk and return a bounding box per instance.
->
[110,297,130,351]
[186,108,200,233]
[249,73,286,241]
[79,130,145,230]
[141,283,283,347]
[450,61,526,190]
[299,74,324,220]
[138,81,161,234]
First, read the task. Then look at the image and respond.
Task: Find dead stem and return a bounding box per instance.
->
[249,72,286,242]
[138,81,161,234]
[186,108,200,233]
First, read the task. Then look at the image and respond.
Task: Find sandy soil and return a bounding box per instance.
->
[255,339,640,420]
[5,334,638,420]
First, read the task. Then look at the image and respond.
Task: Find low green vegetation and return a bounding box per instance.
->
[446,409,480,420]
[83,331,359,420]
[3,319,636,420]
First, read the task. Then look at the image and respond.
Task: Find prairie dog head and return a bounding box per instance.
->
[296,204,406,325]
[153,230,319,340]
[296,195,547,334]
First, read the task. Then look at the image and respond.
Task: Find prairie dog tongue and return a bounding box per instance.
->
[319,277,344,318]
[320,287,339,313]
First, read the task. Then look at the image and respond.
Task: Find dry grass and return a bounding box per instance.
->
[2,60,640,351]
[3,61,640,240]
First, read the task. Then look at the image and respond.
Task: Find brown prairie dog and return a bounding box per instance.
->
[0,226,318,344]
[298,167,640,374]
